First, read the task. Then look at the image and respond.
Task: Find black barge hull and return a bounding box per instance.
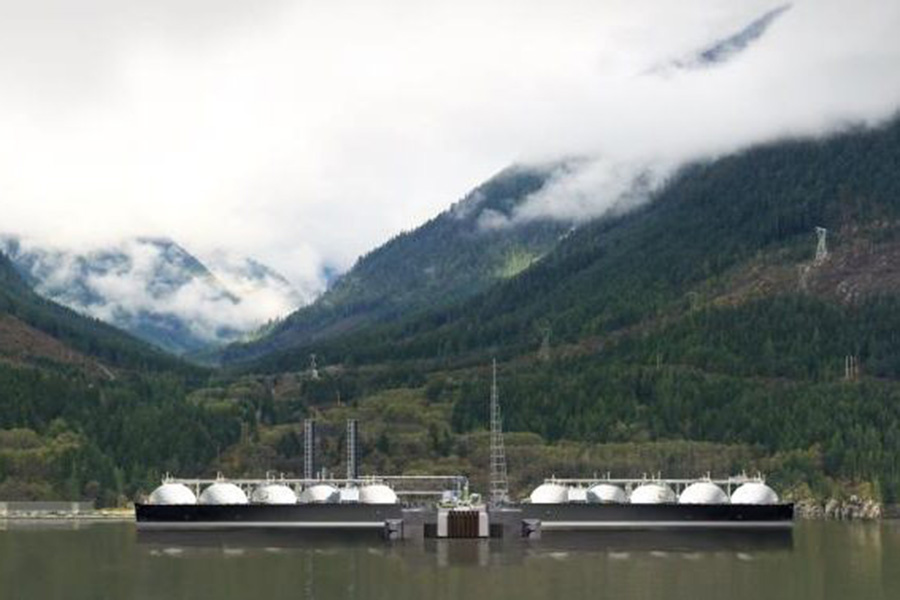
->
[521,503,794,530]
[135,503,404,531]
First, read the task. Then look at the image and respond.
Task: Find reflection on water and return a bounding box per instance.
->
[0,521,897,599]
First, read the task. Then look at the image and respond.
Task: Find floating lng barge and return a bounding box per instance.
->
[134,473,793,539]
[519,476,793,533]
[135,475,458,539]
[135,372,793,540]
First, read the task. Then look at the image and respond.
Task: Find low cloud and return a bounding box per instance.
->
[0,0,897,284]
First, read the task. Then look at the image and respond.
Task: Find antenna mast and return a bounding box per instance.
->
[304,419,316,480]
[346,419,359,480]
[489,359,509,507]
[815,227,829,265]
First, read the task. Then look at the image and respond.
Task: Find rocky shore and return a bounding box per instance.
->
[794,496,882,520]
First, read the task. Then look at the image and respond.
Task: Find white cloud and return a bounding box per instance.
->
[0,0,897,287]
[2,236,304,347]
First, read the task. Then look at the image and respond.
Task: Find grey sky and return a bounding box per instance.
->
[2,0,898,293]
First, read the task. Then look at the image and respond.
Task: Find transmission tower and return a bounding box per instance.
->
[489,359,509,508]
[539,326,552,362]
[309,354,320,380]
[815,227,829,265]
[845,355,860,381]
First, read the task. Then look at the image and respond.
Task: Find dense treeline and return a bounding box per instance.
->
[0,364,242,505]
[448,358,900,498]
[611,294,900,381]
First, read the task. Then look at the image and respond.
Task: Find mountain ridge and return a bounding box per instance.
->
[233,117,900,373]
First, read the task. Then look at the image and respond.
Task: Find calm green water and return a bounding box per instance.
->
[0,521,898,599]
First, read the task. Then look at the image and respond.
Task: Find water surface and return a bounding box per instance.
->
[1,521,897,599]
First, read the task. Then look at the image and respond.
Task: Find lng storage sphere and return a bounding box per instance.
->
[148,483,197,505]
[567,487,588,503]
[529,483,568,504]
[630,483,676,504]
[587,483,627,504]
[299,484,340,504]
[250,484,297,505]
[678,482,729,505]
[358,484,399,505]
[199,482,249,505]
[731,482,779,504]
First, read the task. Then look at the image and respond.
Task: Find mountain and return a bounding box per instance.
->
[250,118,900,368]
[0,237,305,356]
[221,165,574,363]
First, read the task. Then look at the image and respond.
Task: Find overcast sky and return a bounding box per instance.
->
[2,0,899,292]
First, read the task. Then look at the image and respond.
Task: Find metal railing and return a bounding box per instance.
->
[160,473,468,497]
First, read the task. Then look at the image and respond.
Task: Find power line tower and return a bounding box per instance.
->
[308,354,320,380]
[489,359,509,508]
[815,227,829,265]
[845,355,860,381]
[538,326,552,362]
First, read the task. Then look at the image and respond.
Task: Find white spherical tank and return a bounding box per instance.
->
[529,483,568,504]
[731,482,779,505]
[586,483,627,504]
[678,482,729,504]
[148,483,197,505]
[359,484,399,505]
[567,487,588,503]
[299,484,340,504]
[250,484,297,505]
[630,483,676,504]
[339,487,360,503]
[199,482,249,505]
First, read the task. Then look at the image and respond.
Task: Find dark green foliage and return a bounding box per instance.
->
[0,365,241,505]
[449,357,900,499]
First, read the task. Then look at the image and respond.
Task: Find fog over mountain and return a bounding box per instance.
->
[0,236,308,354]
[1,0,897,290]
